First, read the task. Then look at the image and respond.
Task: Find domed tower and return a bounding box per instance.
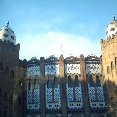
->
[0,22,22,117]
[106,15,117,38]
[0,21,16,44]
[100,15,117,116]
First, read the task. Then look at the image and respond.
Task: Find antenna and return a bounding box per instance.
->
[61,44,62,55]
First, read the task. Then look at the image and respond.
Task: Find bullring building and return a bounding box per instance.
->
[0,16,117,117]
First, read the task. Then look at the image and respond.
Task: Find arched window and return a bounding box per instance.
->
[3,92,8,101]
[54,78,58,88]
[68,75,73,87]
[107,66,110,74]
[68,75,71,79]
[111,61,114,70]
[74,75,79,87]
[47,80,51,88]
[75,75,78,80]
[96,75,101,87]
[89,75,94,86]
[0,88,2,97]
[0,62,3,71]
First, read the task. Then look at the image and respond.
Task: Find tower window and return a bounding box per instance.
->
[5,29,8,31]
[111,61,114,70]
[107,66,110,74]
[3,34,8,37]
[11,36,14,40]
[110,28,115,31]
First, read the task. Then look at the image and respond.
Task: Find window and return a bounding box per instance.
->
[107,66,110,74]
[74,75,79,86]
[5,29,8,31]
[68,75,71,79]
[111,61,114,70]
[99,104,103,106]
[3,34,8,37]
[11,36,14,40]
[96,75,101,86]
[68,75,73,87]
[75,75,78,80]
[110,28,115,31]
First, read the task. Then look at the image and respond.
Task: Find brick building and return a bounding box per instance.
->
[0,16,117,117]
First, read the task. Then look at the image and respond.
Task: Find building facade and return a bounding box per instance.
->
[23,54,106,117]
[100,15,117,116]
[0,22,23,117]
[0,16,117,117]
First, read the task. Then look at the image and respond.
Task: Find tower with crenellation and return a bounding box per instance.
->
[100,15,117,116]
[0,22,23,117]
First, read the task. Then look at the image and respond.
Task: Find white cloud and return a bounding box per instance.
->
[18,32,101,60]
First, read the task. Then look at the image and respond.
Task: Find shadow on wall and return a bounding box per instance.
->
[103,80,117,117]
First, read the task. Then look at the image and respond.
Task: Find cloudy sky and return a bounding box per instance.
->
[0,0,117,60]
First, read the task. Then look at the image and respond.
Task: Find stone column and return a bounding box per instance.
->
[40,57,45,78]
[80,54,90,117]
[59,55,65,78]
[40,79,46,117]
[60,78,67,117]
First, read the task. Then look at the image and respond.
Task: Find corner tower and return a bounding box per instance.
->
[100,15,117,116]
[0,22,22,117]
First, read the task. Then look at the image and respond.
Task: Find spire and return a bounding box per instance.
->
[113,14,115,20]
[6,21,9,27]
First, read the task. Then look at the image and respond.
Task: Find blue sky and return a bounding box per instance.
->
[0,0,117,60]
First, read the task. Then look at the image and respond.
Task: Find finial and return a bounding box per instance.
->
[6,21,9,27]
[113,14,115,20]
